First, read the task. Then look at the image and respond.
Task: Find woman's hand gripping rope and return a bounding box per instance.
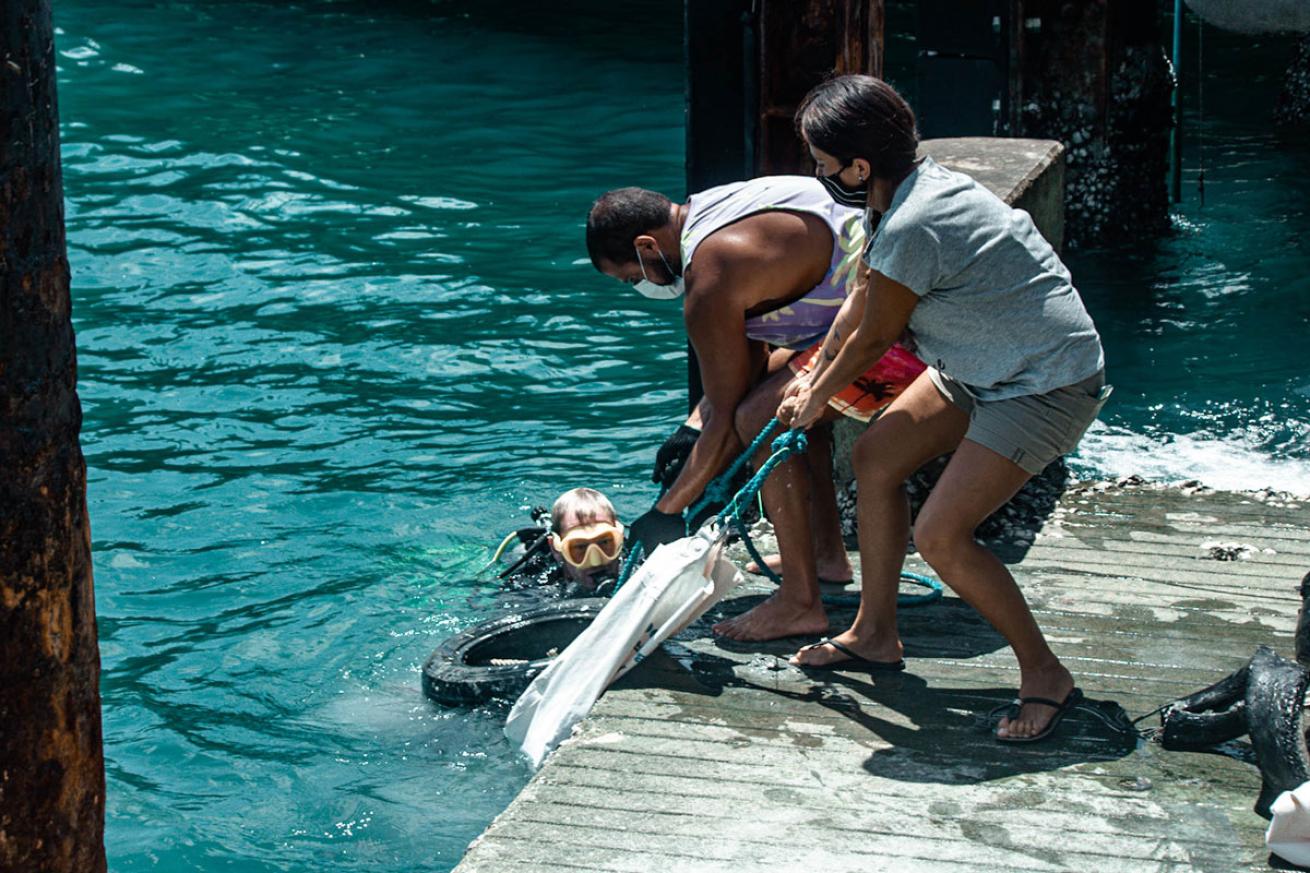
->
[776,375,826,431]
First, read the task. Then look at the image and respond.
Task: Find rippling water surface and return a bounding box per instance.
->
[56,2,1309,871]
[61,2,683,870]
[1065,22,1310,491]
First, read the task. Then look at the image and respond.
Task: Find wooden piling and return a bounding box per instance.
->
[0,3,107,870]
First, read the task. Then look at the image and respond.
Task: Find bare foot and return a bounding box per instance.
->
[995,661,1077,740]
[743,554,783,575]
[789,629,903,667]
[712,593,828,641]
[744,553,854,584]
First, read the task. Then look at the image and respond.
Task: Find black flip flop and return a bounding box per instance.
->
[794,637,906,673]
[991,687,1084,743]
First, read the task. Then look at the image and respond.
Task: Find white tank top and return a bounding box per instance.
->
[680,176,866,349]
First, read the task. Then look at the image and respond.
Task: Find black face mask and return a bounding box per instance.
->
[818,165,869,208]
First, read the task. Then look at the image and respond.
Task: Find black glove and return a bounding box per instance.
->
[652,424,700,490]
[629,507,686,554]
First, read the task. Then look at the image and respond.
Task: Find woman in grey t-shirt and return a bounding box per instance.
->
[778,74,1108,743]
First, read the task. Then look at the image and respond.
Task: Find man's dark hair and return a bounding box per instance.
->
[795,74,919,181]
[585,187,673,270]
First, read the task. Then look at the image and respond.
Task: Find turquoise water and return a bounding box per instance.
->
[59,2,684,870]
[1065,21,1310,491]
[55,2,1308,871]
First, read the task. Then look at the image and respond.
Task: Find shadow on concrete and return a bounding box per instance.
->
[610,646,733,698]
[705,591,1009,661]
[618,644,1136,784]
[759,669,1135,783]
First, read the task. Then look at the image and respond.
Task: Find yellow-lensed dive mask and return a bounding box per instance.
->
[550,521,624,569]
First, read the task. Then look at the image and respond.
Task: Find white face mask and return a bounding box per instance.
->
[633,242,684,300]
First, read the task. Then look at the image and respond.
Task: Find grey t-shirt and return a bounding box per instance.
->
[862,156,1104,401]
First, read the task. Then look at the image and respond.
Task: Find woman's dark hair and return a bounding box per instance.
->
[795,74,919,180]
[585,187,673,270]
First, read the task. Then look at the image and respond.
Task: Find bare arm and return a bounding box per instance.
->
[780,268,920,430]
[654,272,759,515]
[805,260,870,386]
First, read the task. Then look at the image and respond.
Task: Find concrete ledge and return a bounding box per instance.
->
[922,137,1066,252]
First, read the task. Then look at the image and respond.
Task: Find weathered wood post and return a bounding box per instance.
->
[755,0,884,174]
[1016,0,1173,246]
[0,2,107,871]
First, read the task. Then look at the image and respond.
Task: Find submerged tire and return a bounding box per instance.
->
[422,598,608,707]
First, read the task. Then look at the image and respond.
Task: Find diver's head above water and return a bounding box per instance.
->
[586,187,687,300]
[548,487,625,586]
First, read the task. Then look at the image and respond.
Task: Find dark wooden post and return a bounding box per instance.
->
[684,0,758,408]
[756,0,884,174]
[0,2,107,871]
[1016,0,1172,246]
[1276,34,1310,128]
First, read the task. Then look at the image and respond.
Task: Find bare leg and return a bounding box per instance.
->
[792,371,968,666]
[803,423,854,580]
[745,421,854,582]
[914,441,1073,739]
[713,369,829,641]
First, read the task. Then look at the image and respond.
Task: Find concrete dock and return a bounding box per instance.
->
[454,482,1309,872]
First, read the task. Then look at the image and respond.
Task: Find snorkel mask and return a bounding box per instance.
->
[550,520,625,570]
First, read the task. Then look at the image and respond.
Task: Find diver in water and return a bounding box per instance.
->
[496,488,627,595]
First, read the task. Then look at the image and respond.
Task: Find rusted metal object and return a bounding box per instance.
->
[756,0,885,174]
[0,2,107,871]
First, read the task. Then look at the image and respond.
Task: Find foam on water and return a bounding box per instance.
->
[1073,421,1310,496]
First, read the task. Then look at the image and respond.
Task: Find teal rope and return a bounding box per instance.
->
[715,426,807,526]
[614,418,944,610]
[721,429,808,583]
[612,420,802,593]
[819,570,943,608]
[610,541,645,592]
[684,418,782,528]
[709,424,945,609]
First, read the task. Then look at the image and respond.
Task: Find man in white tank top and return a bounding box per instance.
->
[586,181,922,641]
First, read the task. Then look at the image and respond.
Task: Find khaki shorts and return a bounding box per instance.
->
[928,368,1111,475]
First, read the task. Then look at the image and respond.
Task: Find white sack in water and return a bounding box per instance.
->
[1184,0,1310,34]
[1267,781,1310,866]
[505,525,742,768]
